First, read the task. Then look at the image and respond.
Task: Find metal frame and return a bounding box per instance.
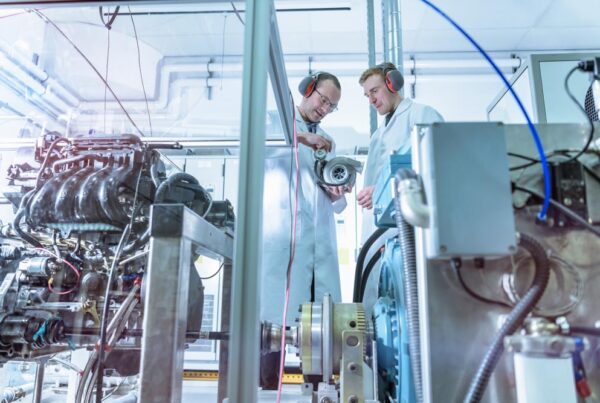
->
[486,52,600,123]
[268,4,294,145]
[139,204,234,403]
[367,0,378,134]
[226,1,271,403]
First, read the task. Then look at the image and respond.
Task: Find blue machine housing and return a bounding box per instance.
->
[373,153,411,228]
[373,238,415,403]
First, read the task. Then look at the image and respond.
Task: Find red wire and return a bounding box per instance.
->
[276,110,301,402]
[34,247,81,295]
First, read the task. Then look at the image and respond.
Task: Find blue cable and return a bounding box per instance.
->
[420,0,551,220]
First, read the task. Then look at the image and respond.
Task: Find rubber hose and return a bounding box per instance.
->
[359,247,383,302]
[12,191,42,248]
[393,168,422,403]
[570,326,600,337]
[352,227,387,302]
[463,233,550,403]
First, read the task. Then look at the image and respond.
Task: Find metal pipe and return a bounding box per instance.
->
[391,0,404,85]
[366,0,378,135]
[397,178,430,228]
[381,0,390,61]
[32,362,45,403]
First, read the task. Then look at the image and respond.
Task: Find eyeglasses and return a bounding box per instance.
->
[314,88,338,112]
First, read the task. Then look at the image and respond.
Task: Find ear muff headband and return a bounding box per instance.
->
[377,64,404,93]
[298,72,322,98]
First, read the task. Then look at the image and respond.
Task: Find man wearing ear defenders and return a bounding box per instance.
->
[259,71,350,390]
[357,62,443,241]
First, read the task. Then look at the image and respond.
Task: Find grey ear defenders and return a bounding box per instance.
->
[376,63,404,93]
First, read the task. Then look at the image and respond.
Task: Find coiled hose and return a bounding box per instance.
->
[393,168,423,403]
[464,233,550,403]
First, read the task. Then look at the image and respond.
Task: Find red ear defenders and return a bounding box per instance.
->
[377,63,404,93]
[298,72,323,98]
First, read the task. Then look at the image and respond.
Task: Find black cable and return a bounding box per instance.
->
[358,246,383,302]
[507,65,596,171]
[352,227,388,303]
[99,6,120,29]
[95,152,146,403]
[35,137,70,190]
[508,152,538,163]
[32,10,144,137]
[128,6,153,136]
[200,262,225,280]
[508,150,575,171]
[570,326,600,337]
[14,137,70,247]
[451,258,512,309]
[513,184,600,238]
[230,2,245,25]
[104,21,110,134]
[510,150,600,186]
[95,224,131,403]
[562,66,595,163]
[465,233,550,403]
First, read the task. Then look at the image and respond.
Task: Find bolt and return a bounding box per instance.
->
[348,362,358,372]
[549,338,564,353]
[348,396,359,403]
[346,335,359,347]
[440,245,447,253]
[320,398,333,403]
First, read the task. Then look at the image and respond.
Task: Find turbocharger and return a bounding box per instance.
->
[313,149,363,187]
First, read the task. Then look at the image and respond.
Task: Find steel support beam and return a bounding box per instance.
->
[367,0,378,135]
[139,204,233,403]
[226,1,271,402]
[269,5,294,145]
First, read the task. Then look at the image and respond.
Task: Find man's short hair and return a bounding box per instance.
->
[317,72,341,90]
[358,62,397,85]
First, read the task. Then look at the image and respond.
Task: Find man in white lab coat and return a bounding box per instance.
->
[260,72,348,389]
[357,62,444,241]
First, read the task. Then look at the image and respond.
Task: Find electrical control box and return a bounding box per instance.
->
[373,153,412,228]
[414,122,517,258]
[550,161,587,227]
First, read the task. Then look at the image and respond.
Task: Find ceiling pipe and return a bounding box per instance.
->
[0,41,79,108]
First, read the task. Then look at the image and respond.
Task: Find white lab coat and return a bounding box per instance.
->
[361,98,444,242]
[260,110,343,324]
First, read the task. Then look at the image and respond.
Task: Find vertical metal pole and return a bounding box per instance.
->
[366,0,378,135]
[217,259,233,403]
[32,361,45,403]
[269,11,294,145]
[226,1,271,402]
[389,0,397,63]
[392,0,405,96]
[382,0,405,96]
[381,0,389,61]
